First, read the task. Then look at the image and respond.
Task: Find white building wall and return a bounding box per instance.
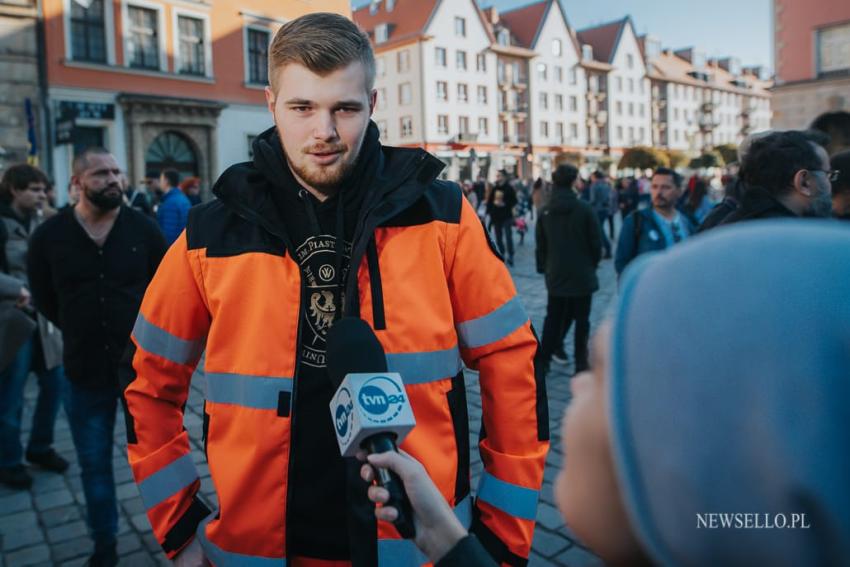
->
[371,43,424,146]
[421,0,498,147]
[665,82,701,151]
[528,6,586,148]
[607,25,651,151]
[216,103,271,174]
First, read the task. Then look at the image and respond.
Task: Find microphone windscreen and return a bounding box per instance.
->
[326,317,388,390]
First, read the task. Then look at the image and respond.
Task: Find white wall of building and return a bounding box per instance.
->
[216,103,271,174]
[665,82,702,151]
[371,42,424,146]
[421,0,498,146]
[528,5,587,148]
[607,23,651,151]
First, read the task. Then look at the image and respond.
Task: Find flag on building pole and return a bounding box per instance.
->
[25,98,38,167]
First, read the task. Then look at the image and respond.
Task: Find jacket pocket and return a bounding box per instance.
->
[446,370,470,502]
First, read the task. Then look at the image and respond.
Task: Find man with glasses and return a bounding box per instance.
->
[615,167,695,276]
[830,150,849,220]
[721,130,834,224]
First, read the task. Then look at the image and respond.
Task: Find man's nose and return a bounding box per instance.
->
[313,112,338,141]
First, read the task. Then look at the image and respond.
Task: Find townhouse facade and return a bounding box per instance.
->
[357,0,772,181]
[41,0,349,202]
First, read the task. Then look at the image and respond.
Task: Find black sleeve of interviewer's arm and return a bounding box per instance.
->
[436,535,497,567]
[145,217,168,279]
[27,224,60,327]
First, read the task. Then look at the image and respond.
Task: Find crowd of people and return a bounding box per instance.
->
[1,10,848,566]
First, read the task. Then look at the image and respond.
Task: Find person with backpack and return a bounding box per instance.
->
[615,167,695,276]
[589,171,613,259]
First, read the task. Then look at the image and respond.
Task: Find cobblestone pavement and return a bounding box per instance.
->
[1,219,617,567]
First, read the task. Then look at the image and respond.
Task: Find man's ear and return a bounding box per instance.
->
[794,169,812,197]
[264,86,276,114]
[369,89,377,116]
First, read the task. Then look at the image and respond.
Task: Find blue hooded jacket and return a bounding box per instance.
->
[609,220,850,566]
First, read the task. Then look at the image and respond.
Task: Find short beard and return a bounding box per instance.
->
[86,186,123,211]
[808,190,833,218]
[288,153,359,195]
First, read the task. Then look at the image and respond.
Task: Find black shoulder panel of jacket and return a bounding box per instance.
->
[186,199,286,258]
[380,179,463,228]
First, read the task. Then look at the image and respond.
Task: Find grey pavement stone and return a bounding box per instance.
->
[30,473,67,493]
[51,537,93,563]
[130,512,153,533]
[141,532,162,554]
[40,505,81,528]
[33,489,74,511]
[0,491,32,514]
[46,520,88,544]
[554,542,605,567]
[4,543,50,566]
[529,550,561,566]
[116,481,139,501]
[0,511,38,535]
[531,527,571,558]
[118,551,157,566]
[536,502,567,532]
[1,526,45,552]
[117,532,144,555]
[121,496,146,517]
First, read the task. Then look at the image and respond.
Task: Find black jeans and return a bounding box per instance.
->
[492,219,515,261]
[541,294,592,372]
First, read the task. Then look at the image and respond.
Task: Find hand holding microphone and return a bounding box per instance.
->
[327,317,417,539]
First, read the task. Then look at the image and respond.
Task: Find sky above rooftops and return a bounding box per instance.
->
[351,0,773,73]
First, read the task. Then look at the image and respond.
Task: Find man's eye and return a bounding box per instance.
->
[337,107,358,114]
[291,106,311,112]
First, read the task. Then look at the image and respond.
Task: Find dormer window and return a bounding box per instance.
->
[375,23,388,44]
[386,0,395,11]
[498,29,510,46]
[369,1,379,16]
[582,44,593,60]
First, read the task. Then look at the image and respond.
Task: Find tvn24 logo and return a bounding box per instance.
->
[359,376,406,424]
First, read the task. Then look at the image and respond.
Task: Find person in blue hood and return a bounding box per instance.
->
[361,220,850,567]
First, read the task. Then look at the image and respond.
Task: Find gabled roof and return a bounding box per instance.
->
[353,0,438,51]
[576,16,630,64]
[498,0,548,49]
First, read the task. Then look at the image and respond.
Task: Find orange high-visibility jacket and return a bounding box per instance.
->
[125,146,549,566]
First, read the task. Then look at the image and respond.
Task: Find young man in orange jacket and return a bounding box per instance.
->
[124,12,548,567]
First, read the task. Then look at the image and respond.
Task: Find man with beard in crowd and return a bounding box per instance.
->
[720,130,834,224]
[27,148,166,566]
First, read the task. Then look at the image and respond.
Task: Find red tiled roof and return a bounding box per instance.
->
[352,0,439,47]
[576,18,626,63]
[499,0,548,49]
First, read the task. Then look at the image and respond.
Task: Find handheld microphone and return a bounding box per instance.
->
[327,317,417,539]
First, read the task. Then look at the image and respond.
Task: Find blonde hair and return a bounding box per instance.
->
[268,12,375,94]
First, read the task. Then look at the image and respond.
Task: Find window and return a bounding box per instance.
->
[674,129,679,142]
[818,23,850,75]
[458,116,469,134]
[397,50,410,72]
[127,5,160,70]
[455,16,466,37]
[639,103,645,117]
[628,78,634,93]
[386,0,395,11]
[498,29,510,46]
[617,76,623,91]
[476,53,486,72]
[377,88,387,110]
[246,27,270,84]
[555,94,563,111]
[569,67,577,85]
[377,120,387,139]
[556,121,564,141]
[437,115,449,135]
[477,86,487,104]
[457,83,468,103]
[617,125,623,140]
[400,116,413,137]
[436,81,448,102]
[537,62,547,81]
[555,65,563,83]
[456,50,467,70]
[570,123,578,139]
[539,92,548,110]
[376,57,386,76]
[398,82,412,105]
[478,117,488,135]
[375,23,388,44]
[628,102,634,116]
[639,127,645,140]
[435,47,447,67]
[616,101,623,115]
[70,0,107,62]
[177,14,206,76]
[540,121,549,137]
[569,95,577,111]
[639,80,645,94]
[628,126,634,141]
[552,39,562,56]
[627,53,634,69]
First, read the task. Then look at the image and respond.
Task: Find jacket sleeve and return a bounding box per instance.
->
[614,212,637,275]
[447,196,549,565]
[26,225,60,326]
[124,232,212,558]
[534,211,546,274]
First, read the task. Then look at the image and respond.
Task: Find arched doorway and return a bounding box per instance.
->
[145,131,198,180]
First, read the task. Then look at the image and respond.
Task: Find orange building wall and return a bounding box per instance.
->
[774,0,850,83]
[44,0,351,104]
